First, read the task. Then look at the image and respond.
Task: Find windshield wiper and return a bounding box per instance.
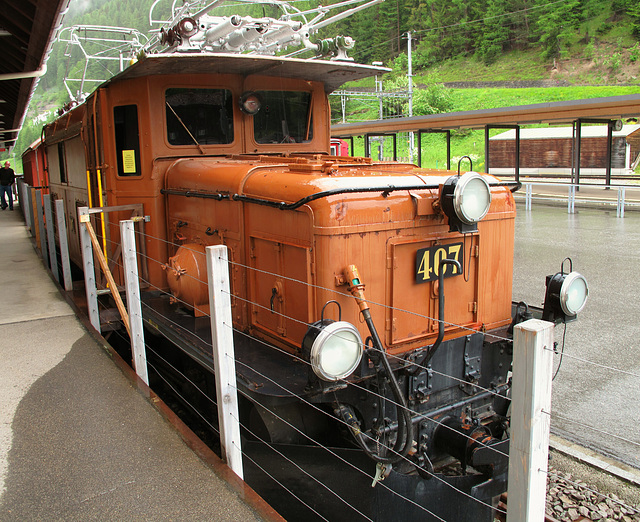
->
[165,101,206,155]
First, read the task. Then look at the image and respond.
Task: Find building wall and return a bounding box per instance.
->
[626,130,640,167]
[489,136,627,169]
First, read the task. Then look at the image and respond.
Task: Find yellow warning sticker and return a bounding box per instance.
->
[122,150,136,174]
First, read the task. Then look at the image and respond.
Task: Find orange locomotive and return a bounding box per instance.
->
[36,50,586,519]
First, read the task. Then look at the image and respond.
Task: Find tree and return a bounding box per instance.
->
[477,0,510,65]
[535,0,581,58]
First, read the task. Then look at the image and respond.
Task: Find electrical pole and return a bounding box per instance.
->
[407,31,415,163]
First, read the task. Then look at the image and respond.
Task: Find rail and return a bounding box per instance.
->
[504,179,640,217]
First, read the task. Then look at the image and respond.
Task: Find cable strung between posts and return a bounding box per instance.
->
[543,346,640,379]
[228,327,508,516]
[94,250,506,515]
[130,262,511,463]
[115,233,508,503]
[106,237,508,459]
[542,410,640,449]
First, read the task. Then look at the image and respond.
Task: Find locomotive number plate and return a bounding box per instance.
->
[415,242,463,283]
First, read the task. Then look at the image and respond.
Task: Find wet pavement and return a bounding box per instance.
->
[512,203,640,470]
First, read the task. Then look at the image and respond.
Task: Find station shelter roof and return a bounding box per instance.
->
[331,94,640,137]
[0,0,69,152]
[490,124,640,141]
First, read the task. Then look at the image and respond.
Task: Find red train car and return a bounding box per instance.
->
[21,138,48,189]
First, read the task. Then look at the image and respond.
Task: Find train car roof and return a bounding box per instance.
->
[104,52,390,93]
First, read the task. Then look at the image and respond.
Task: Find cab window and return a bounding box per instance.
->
[253,91,312,144]
[114,104,141,177]
[165,88,234,145]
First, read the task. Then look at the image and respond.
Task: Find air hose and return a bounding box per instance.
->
[342,265,414,464]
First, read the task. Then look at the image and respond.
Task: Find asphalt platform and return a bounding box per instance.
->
[0,200,280,521]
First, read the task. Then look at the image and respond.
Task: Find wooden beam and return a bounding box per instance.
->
[80,214,131,337]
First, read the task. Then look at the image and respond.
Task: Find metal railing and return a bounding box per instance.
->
[514,181,636,217]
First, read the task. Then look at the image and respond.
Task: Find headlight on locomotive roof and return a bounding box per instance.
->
[239,91,262,115]
[302,320,363,382]
[440,172,492,233]
[542,268,589,324]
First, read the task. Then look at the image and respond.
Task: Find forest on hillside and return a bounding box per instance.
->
[339,0,640,65]
[43,0,640,87]
[6,0,640,159]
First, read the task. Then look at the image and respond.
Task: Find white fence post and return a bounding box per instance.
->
[18,180,29,223]
[120,219,148,386]
[55,199,73,292]
[78,207,100,332]
[508,318,555,522]
[617,187,625,218]
[567,185,576,214]
[35,189,48,265]
[43,195,58,282]
[206,245,243,480]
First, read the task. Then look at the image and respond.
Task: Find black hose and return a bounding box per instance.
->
[408,258,462,374]
[355,308,414,464]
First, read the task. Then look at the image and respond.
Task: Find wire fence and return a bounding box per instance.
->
[20,184,640,521]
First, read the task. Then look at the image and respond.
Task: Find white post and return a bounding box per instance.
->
[206,245,243,480]
[35,189,48,266]
[43,195,59,282]
[617,187,625,218]
[55,199,73,291]
[568,185,576,214]
[120,219,148,385]
[18,180,29,223]
[525,183,532,211]
[407,31,414,162]
[78,207,100,332]
[508,319,554,522]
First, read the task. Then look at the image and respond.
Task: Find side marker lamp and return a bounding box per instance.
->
[440,172,492,233]
[302,319,363,382]
[542,258,589,324]
[239,91,262,115]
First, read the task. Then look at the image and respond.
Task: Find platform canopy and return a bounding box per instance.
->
[0,0,69,151]
[331,94,640,136]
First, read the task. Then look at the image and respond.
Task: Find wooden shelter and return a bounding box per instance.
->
[488,124,640,176]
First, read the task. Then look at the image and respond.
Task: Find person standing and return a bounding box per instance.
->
[0,161,15,210]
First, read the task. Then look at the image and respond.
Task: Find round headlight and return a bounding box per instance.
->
[560,272,589,316]
[239,91,262,115]
[453,172,492,224]
[304,321,363,382]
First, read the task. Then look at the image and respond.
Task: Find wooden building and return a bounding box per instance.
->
[488,124,640,176]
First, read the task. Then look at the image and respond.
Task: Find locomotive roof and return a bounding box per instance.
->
[105,52,390,93]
